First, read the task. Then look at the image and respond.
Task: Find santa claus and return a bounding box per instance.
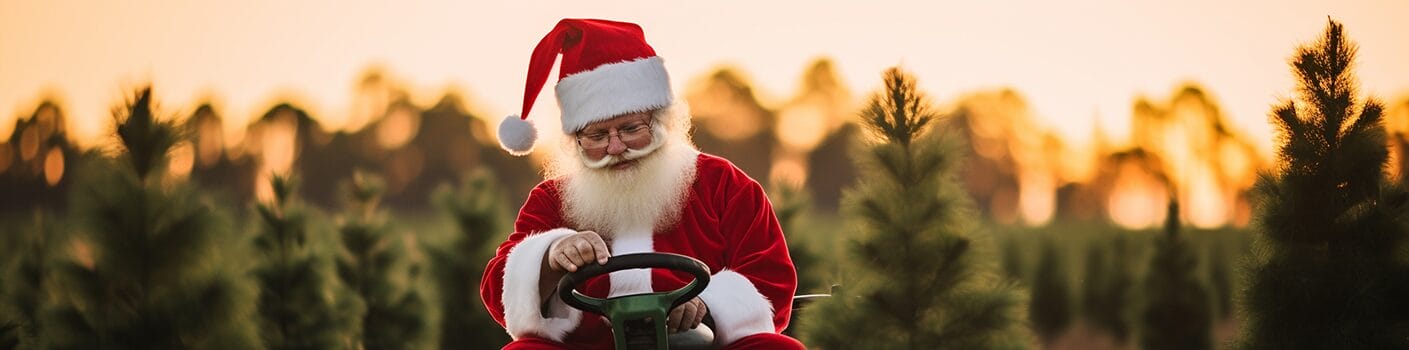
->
[480,19,804,349]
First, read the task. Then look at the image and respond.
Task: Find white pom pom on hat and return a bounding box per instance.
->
[496,18,673,156]
[497,114,538,156]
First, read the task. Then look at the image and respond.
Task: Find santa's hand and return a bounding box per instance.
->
[667,297,708,333]
[547,231,610,273]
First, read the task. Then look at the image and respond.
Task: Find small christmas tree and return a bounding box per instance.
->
[0,214,61,350]
[800,68,1030,349]
[1028,239,1071,345]
[40,88,260,349]
[767,181,824,295]
[1206,242,1234,321]
[999,239,1026,282]
[252,175,364,349]
[0,323,15,350]
[336,172,436,350]
[1239,19,1409,349]
[1140,201,1211,350]
[427,169,511,349]
[1080,233,1136,345]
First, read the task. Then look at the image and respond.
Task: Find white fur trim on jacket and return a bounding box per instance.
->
[697,269,775,346]
[501,228,581,341]
[607,230,654,298]
[555,56,673,134]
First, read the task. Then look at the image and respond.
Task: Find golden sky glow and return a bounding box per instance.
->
[2,0,1407,154]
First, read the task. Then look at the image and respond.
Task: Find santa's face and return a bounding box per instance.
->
[574,111,665,171]
[559,107,698,235]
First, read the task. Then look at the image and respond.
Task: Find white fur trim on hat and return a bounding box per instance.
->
[498,114,538,156]
[697,269,776,346]
[555,56,673,134]
[501,228,582,341]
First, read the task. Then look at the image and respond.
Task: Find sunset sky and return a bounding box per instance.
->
[2,0,1407,153]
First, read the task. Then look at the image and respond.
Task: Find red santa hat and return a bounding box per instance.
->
[498,18,674,155]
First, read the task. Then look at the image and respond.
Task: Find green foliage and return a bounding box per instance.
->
[336,172,437,350]
[427,169,511,349]
[999,239,1026,283]
[1206,243,1234,320]
[113,88,179,181]
[0,214,63,350]
[859,69,935,147]
[0,323,16,350]
[768,180,825,295]
[1140,202,1211,350]
[1028,240,1071,343]
[800,67,1030,350]
[40,88,260,349]
[1079,233,1137,344]
[252,175,364,349]
[1239,19,1409,349]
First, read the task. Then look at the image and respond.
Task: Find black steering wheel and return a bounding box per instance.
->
[557,252,711,350]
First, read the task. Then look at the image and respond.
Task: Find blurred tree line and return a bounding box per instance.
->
[4,58,1407,228]
[996,219,1244,349]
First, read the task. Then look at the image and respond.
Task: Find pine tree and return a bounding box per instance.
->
[40,88,260,349]
[1080,234,1135,345]
[1206,243,1234,321]
[252,175,364,349]
[427,169,511,349]
[0,323,14,350]
[1239,19,1409,349]
[1028,239,1071,345]
[799,68,1030,349]
[999,239,1025,282]
[336,172,437,350]
[768,181,824,295]
[1140,201,1211,350]
[769,180,828,338]
[0,213,61,350]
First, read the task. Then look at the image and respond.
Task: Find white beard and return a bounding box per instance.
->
[560,129,699,238]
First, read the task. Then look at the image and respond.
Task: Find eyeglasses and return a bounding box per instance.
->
[575,119,653,150]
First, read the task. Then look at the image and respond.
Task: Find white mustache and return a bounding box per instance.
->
[581,145,653,169]
[580,127,666,169]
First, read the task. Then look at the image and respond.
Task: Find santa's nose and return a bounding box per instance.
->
[605,135,629,155]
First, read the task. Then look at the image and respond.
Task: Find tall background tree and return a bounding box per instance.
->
[768,181,825,295]
[1140,201,1211,350]
[427,169,511,349]
[799,67,1030,349]
[1028,239,1071,346]
[336,172,437,350]
[252,175,364,349]
[1239,19,1409,349]
[39,88,261,349]
[0,214,62,350]
[1080,233,1137,346]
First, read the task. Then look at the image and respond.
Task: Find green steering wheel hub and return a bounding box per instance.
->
[558,253,711,350]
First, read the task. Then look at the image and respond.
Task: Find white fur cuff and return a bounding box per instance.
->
[697,269,775,346]
[502,228,581,341]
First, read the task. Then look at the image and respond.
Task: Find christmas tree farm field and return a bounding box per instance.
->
[0,178,516,350]
[2,19,1404,348]
[0,89,517,349]
[993,222,1249,350]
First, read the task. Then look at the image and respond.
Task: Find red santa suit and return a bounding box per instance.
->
[480,151,797,348]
